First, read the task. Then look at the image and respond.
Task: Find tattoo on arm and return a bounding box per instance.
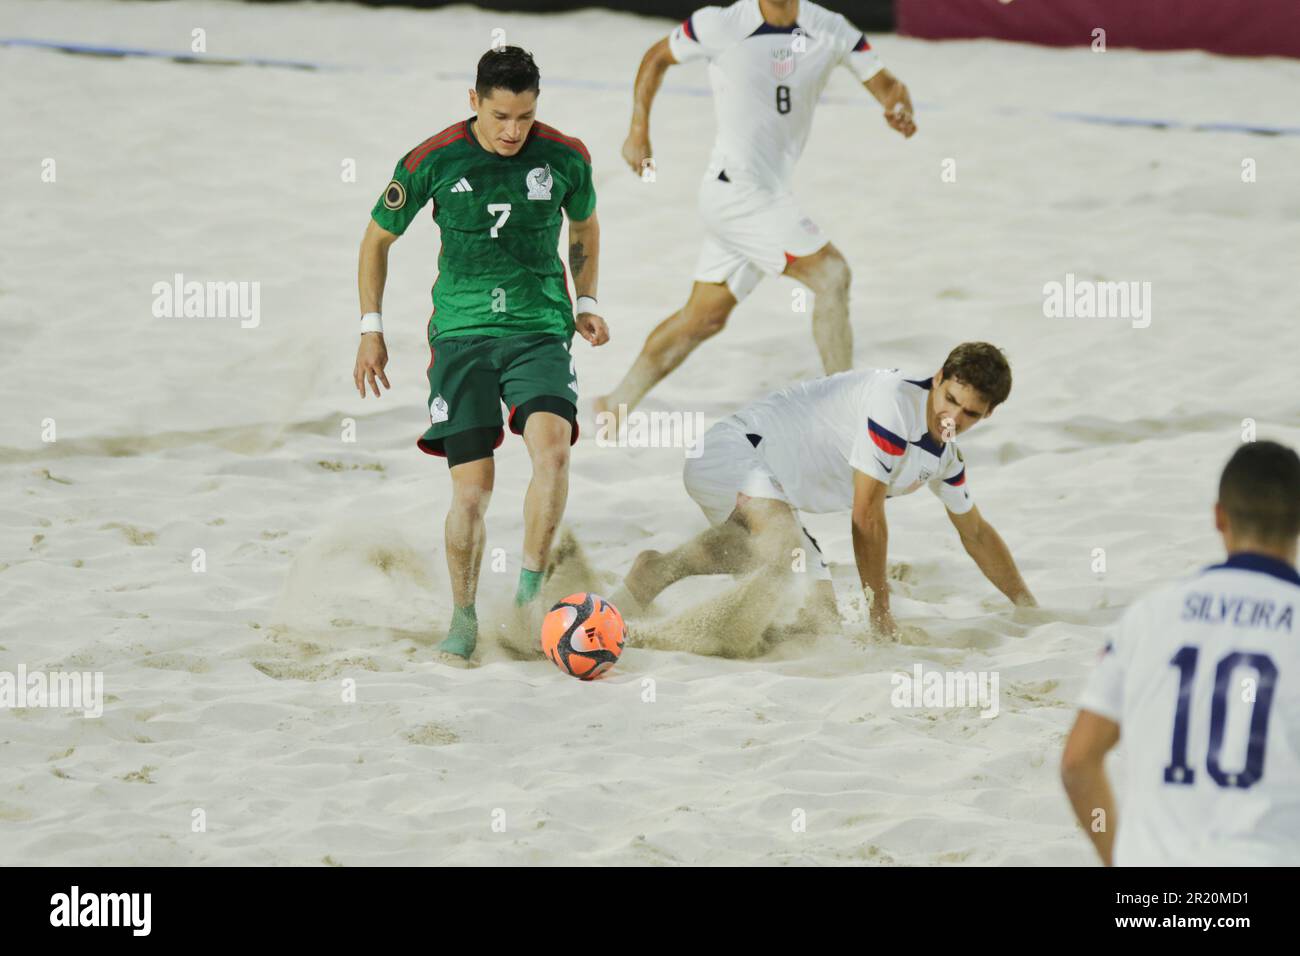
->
[570,240,588,278]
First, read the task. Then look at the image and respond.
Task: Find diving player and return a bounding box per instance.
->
[1062,440,1300,866]
[352,47,608,659]
[595,0,916,421]
[621,343,1036,639]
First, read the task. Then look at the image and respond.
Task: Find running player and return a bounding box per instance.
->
[1062,441,1300,866]
[352,47,609,659]
[594,0,916,421]
[621,343,1036,639]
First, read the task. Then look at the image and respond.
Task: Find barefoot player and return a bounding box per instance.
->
[352,47,608,659]
[622,343,1036,638]
[595,0,916,421]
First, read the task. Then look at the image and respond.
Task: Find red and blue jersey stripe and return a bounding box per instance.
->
[868,418,907,457]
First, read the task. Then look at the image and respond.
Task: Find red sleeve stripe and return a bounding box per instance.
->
[682,17,697,41]
[943,467,967,487]
[853,34,871,52]
[404,121,467,172]
[533,122,591,162]
[868,419,906,456]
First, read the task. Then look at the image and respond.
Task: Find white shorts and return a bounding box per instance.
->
[693,173,828,302]
[683,418,831,581]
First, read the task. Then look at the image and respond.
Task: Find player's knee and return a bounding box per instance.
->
[519,402,576,469]
[762,528,803,571]
[451,484,492,521]
[746,509,801,564]
[802,249,851,299]
[528,436,570,476]
[685,301,732,340]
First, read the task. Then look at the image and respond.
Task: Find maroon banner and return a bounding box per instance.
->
[896,0,1300,58]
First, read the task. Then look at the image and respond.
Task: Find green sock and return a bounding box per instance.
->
[515,568,543,606]
[437,604,477,659]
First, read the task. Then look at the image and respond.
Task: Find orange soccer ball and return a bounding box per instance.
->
[541,593,626,680]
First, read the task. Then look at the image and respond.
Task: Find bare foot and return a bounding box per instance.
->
[624,549,666,609]
[437,650,477,668]
[592,395,628,435]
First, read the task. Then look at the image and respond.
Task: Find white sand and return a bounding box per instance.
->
[2,0,1298,865]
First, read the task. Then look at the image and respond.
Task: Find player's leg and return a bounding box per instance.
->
[737,496,805,571]
[416,336,506,659]
[711,183,850,375]
[783,243,852,375]
[518,406,573,603]
[622,421,790,606]
[441,438,497,657]
[593,278,739,421]
[445,454,495,604]
[624,513,754,607]
[628,495,805,602]
[499,334,581,607]
[595,172,765,420]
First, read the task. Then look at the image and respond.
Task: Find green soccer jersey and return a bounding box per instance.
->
[371,117,596,341]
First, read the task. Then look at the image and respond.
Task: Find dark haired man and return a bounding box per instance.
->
[621,342,1035,639]
[1063,440,1300,866]
[353,46,608,660]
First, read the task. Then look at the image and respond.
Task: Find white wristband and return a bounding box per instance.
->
[360,312,383,334]
[576,295,598,315]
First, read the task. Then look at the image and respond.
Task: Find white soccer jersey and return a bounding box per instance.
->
[727,368,973,516]
[1081,554,1300,866]
[667,0,883,191]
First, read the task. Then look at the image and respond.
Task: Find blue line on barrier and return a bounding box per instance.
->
[0,36,342,71]
[4,36,1298,136]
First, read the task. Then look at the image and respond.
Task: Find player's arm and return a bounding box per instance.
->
[354,154,433,397]
[864,69,916,138]
[833,17,914,139]
[1061,710,1121,866]
[851,468,897,638]
[624,9,723,175]
[358,219,398,317]
[622,37,677,175]
[567,211,608,346]
[354,219,399,398]
[946,505,1036,607]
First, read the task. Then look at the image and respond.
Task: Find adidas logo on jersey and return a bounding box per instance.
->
[450,178,473,193]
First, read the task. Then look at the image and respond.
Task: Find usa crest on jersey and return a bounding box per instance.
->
[771,47,796,80]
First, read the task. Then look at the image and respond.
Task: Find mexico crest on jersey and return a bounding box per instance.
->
[526,164,553,200]
[430,395,449,424]
[772,46,796,80]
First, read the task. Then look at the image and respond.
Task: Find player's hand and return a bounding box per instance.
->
[575,311,609,347]
[353,332,390,398]
[882,82,916,138]
[621,130,653,176]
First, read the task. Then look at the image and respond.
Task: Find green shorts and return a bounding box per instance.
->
[417,333,579,458]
